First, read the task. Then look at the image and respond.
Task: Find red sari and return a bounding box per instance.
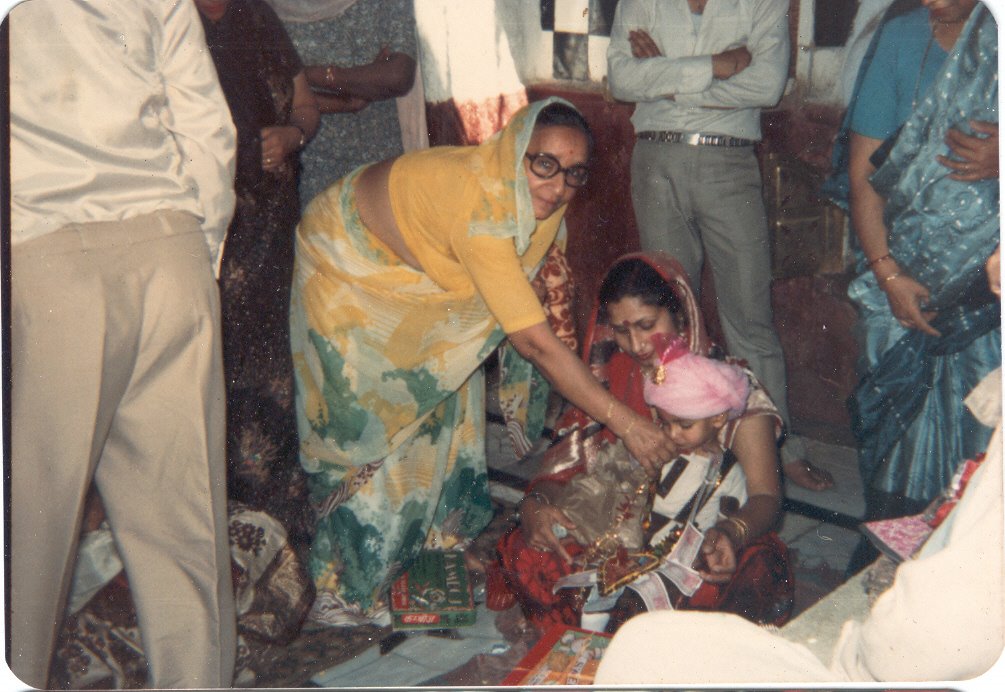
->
[488,252,794,633]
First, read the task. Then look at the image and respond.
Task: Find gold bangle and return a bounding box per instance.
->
[292,124,307,150]
[605,400,615,424]
[867,253,893,268]
[720,516,749,549]
[882,272,901,283]
[730,516,750,544]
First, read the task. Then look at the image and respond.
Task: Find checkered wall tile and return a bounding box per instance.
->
[541,0,619,81]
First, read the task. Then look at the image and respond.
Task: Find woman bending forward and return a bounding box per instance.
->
[290,99,676,625]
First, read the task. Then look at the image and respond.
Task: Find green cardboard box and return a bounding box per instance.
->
[389,550,476,631]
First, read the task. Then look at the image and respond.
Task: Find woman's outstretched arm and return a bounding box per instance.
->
[508,321,676,477]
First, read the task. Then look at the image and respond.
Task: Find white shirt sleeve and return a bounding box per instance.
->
[674,0,789,110]
[158,0,237,271]
[607,0,714,103]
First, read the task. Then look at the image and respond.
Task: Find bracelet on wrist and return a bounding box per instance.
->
[867,253,894,268]
[292,124,307,150]
[716,516,749,550]
[623,418,636,437]
[881,272,902,284]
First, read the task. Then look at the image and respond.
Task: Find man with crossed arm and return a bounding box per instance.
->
[607,0,833,491]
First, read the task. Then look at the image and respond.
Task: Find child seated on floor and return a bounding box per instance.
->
[489,335,793,633]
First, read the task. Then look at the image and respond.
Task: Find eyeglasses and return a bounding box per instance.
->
[524,152,590,188]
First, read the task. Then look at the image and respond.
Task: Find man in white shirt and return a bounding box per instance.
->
[607,0,829,489]
[8,1,238,687]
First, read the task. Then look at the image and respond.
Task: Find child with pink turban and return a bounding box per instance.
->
[643,335,750,456]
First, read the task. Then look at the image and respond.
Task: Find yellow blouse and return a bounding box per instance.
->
[388,139,565,335]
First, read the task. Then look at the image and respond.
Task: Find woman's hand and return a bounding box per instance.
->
[881,274,941,337]
[260,125,301,172]
[520,498,578,564]
[619,415,676,478]
[696,526,737,583]
[260,72,318,172]
[508,322,675,476]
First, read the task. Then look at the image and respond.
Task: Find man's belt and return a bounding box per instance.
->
[636,131,755,147]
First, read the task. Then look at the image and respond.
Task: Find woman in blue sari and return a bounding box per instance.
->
[828,0,999,570]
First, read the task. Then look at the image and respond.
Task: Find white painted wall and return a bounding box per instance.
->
[414,0,530,103]
[415,0,854,106]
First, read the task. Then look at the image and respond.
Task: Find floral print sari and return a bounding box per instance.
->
[289,99,576,625]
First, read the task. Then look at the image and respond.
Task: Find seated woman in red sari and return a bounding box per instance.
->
[488,252,794,633]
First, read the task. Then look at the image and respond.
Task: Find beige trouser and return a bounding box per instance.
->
[632,140,807,461]
[9,211,236,688]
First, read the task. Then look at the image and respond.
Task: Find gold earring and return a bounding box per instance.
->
[652,365,666,385]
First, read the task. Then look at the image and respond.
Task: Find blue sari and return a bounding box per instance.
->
[832,5,1000,506]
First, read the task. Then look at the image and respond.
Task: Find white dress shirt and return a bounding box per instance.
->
[9,0,237,268]
[607,0,790,140]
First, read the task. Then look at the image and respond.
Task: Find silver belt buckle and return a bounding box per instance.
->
[684,132,702,146]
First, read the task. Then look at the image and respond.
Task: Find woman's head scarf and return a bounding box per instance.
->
[466,97,579,255]
[584,251,711,365]
[549,252,712,438]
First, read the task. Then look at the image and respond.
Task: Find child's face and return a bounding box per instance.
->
[606,297,679,368]
[655,409,728,454]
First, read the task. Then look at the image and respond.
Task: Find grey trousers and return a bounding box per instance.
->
[631,140,805,461]
[9,211,236,688]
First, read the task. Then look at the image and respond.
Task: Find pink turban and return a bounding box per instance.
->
[643,336,750,420]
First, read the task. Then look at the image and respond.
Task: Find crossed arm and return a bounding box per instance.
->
[305,47,415,114]
[607,0,788,108]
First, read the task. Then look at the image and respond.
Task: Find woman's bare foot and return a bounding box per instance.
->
[783,459,835,491]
